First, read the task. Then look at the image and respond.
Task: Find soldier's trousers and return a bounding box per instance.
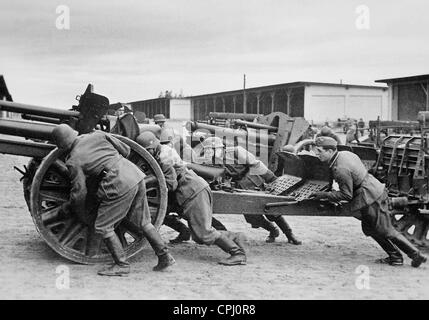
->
[181,187,221,245]
[360,191,401,239]
[244,214,270,229]
[95,180,150,239]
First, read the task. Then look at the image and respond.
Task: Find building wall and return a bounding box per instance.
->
[304,84,388,124]
[396,83,427,121]
[129,98,170,119]
[169,99,192,120]
[190,86,305,121]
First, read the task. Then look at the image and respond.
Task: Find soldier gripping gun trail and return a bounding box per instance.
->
[136,131,247,266]
[310,136,427,268]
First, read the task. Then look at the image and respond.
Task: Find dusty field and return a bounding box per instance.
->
[0,153,428,300]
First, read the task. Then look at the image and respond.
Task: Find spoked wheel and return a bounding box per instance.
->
[29,135,168,264]
[392,212,429,249]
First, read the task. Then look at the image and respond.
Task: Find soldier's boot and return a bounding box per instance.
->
[87,233,103,257]
[371,236,403,266]
[142,224,176,271]
[390,234,427,268]
[256,218,279,243]
[273,217,302,245]
[212,217,228,231]
[215,234,247,266]
[163,214,191,244]
[224,231,248,252]
[98,234,130,277]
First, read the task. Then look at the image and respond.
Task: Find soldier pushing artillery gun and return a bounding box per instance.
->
[0,84,172,267]
[192,136,302,245]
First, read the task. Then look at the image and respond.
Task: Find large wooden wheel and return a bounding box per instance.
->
[29,135,168,264]
[392,211,429,249]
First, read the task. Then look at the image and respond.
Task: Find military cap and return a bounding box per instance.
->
[315,136,338,148]
[153,114,166,123]
[282,144,295,153]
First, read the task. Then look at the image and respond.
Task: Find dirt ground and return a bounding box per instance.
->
[0,153,428,300]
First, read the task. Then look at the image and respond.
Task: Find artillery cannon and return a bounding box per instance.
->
[208,112,263,122]
[187,138,429,249]
[0,85,168,264]
[186,112,429,250]
[186,111,310,172]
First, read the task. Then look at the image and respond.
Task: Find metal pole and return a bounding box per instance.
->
[243,74,247,114]
[427,81,429,111]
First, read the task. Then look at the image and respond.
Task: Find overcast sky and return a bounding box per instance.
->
[1,0,428,109]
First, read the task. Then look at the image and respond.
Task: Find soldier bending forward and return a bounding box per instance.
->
[52,124,175,276]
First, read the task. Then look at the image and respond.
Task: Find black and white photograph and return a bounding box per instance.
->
[0,0,428,303]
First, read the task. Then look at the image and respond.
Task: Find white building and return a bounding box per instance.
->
[128,81,389,124]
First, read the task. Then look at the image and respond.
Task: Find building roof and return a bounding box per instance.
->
[0,75,13,101]
[128,97,170,104]
[126,80,387,103]
[375,74,429,84]
[185,81,387,99]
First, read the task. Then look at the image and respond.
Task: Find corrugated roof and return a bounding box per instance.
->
[127,80,387,103]
[185,81,387,99]
[375,74,429,84]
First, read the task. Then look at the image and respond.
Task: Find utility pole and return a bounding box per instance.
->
[243,74,247,114]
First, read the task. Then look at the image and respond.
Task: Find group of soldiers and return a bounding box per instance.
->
[50,113,427,277]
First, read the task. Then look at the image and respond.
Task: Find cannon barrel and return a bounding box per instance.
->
[138,124,162,135]
[209,112,262,121]
[22,114,62,124]
[0,100,79,119]
[186,121,277,145]
[0,118,56,141]
[233,119,278,132]
[186,163,226,180]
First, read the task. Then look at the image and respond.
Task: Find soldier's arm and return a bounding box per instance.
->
[236,146,275,180]
[156,156,178,192]
[260,170,277,183]
[66,161,88,215]
[324,167,353,202]
[105,133,131,158]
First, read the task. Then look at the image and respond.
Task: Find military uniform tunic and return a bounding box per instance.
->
[326,151,400,238]
[157,144,221,245]
[66,131,148,239]
[201,145,279,229]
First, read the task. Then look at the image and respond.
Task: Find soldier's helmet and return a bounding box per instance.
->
[201,136,224,149]
[51,124,78,150]
[153,114,166,123]
[320,126,333,136]
[136,131,160,150]
[282,144,295,153]
[315,136,338,148]
[159,127,178,144]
